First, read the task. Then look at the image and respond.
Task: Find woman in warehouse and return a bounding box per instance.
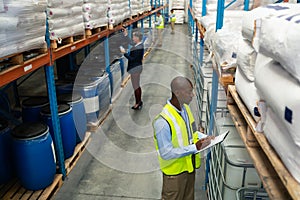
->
[120,28,144,110]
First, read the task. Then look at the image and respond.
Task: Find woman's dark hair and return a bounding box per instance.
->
[133,31,143,41]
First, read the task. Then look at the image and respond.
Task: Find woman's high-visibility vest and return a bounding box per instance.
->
[156,15,164,29]
[170,14,176,22]
[153,103,201,175]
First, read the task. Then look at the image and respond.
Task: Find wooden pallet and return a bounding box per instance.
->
[131,13,142,20]
[211,55,235,91]
[227,85,300,200]
[0,47,48,71]
[85,25,108,37]
[0,174,63,200]
[65,132,91,175]
[199,23,206,39]
[50,35,85,49]
[87,106,112,132]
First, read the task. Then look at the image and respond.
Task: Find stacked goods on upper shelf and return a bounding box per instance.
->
[129,0,151,16]
[107,0,130,29]
[234,3,300,183]
[143,0,151,12]
[171,0,185,24]
[47,0,84,42]
[235,3,297,121]
[0,0,47,58]
[130,0,144,16]
[201,10,245,79]
[82,0,108,30]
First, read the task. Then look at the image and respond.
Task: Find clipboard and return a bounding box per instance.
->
[197,130,230,152]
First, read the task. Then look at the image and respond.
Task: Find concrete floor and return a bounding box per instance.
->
[54,24,208,200]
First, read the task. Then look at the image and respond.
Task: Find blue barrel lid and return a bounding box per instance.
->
[0,117,8,132]
[12,122,49,139]
[22,97,49,108]
[57,93,83,104]
[41,104,71,116]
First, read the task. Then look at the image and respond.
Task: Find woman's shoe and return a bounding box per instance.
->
[131,101,143,110]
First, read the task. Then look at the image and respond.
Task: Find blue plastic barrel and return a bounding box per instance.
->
[11,122,56,190]
[22,97,49,123]
[41,104,76,159]
[74,74,111,126]
[0,117,13,184]
[57,93,87,143]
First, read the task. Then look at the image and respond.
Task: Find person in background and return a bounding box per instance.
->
[120,28,144,110]
[153,76,214,200]
[155,11,164,47]
[169,9,176,34]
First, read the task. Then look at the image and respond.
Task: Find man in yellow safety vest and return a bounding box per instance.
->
[153,76,214,200]
[155,11,164,47]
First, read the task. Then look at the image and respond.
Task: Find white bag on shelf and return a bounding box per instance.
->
[236,38,257,82]
[259,10,300,83]
[255,54,300,145]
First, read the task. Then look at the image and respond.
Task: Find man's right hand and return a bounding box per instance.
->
[195,136,214,151]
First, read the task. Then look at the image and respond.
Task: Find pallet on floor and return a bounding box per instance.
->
[121,75,131,87]
[85,25,108,37]
[65,132,91,175]
[50,35,85,49]
[0,174,63,200]
[87,106,112,132]
[227,85,300,200]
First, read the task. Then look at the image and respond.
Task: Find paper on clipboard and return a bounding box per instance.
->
[197,130,229,152]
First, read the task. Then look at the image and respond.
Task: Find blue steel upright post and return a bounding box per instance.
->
[200,0,207,67]
[104,36,113,100]
[204,0,225,190]
[45,20,66,178]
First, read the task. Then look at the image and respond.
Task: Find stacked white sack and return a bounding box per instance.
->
[107,0,130,27]
[258,7,300,83]
[130,0,144,16]
[234,3,296,122]
[264,106,300,183]
[0,0,47,58]
[47,0,84,41]
[172,0,185,9]
[143,0,151,12]
[255,54,300,151]
[241,3,295,45]
[82,0,108,30]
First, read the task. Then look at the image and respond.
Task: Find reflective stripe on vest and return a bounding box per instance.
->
[153,103,201,175]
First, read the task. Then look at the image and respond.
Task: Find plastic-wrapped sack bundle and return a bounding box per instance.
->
[0,0,47,58]
[82,0,108,30]
[47,0,84,41]
[107,0,130,28]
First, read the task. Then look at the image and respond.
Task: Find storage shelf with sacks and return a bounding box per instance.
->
[227,85,300,200]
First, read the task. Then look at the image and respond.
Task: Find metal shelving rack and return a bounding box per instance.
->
[0,5,165,179]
